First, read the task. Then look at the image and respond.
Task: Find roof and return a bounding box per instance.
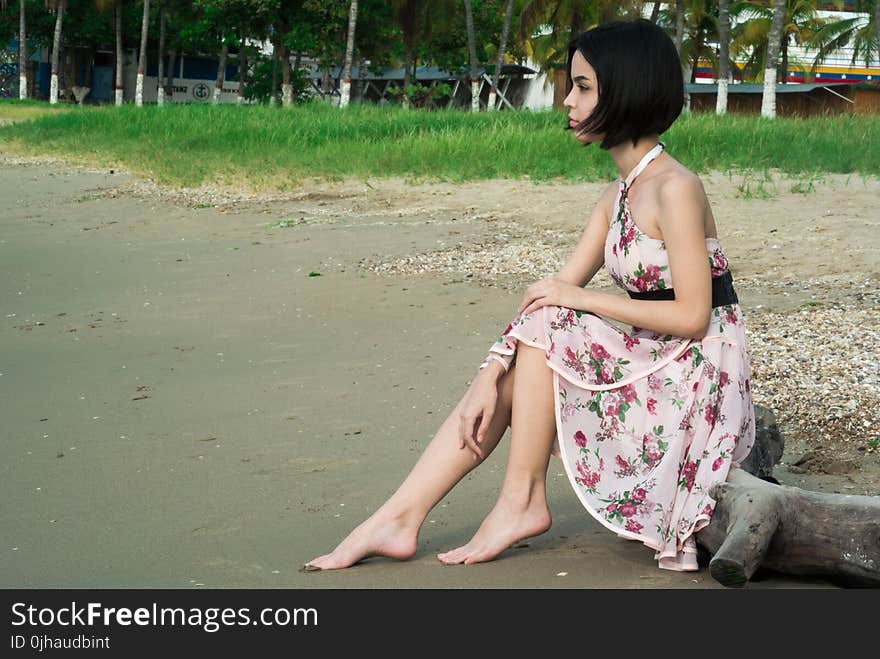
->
[305,64,536,81]
[685,82,855,94]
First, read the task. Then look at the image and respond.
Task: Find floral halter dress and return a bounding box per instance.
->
[479,142,755,571]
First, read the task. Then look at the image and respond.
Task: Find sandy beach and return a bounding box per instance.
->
[1,158,878,588]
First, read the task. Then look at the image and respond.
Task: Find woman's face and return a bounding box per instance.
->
[564,50,602,144]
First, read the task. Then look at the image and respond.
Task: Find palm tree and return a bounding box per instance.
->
[674,0,691,112]
[213,40,228,104]
[391,0,419,108]
[115,0,123,105]
[136,0,150,106]
[762,0,786,118]
[18,0,26,98]
[462,0,479,112]
[716,0,731,114]
[675,0,686,53]
[157,5,167,105]
[487,0,515,111]
[48,0,66,105]
[807,1,879,77]
[518,1,641,75]
[339,0,359,108]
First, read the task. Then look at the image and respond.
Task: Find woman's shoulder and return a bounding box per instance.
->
[650,163,708,214]
[598,179,620,221]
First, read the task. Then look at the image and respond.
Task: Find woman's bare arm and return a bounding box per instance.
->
[576,173,713,339]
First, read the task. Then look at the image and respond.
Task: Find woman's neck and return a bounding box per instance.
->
[608,135,663,183]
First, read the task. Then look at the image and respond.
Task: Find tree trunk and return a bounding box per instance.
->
[213,41,228,104]
[115,0,123,106]
[699,471,880,587]
[280,44,291,107]
[49,0,65,104]
[270,44,278,106]
[166,48,176,102]
[18,0,27,99]
[696,405,880,587]
[674,0,684,54]
[463,0,479,112]
[339,0,358,108]
[402,41,413,109]
[356,54,367,100]
[649,1,661,24]
[487,0,514,112]
[716,0,730,115]
[157,8,166,106]
[674,0,689,113]
[780,31,789,84]
[321,67,332,103]
[136,0,150,106]
[237,43,247,105]
[690,27,703,84]
[761,0,786,118]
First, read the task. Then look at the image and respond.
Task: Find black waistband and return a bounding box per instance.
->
[627,271,739,308]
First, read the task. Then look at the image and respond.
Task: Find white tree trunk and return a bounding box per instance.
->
[49,1,64,105]
[716,78,729,115]
[463,0,479,113]
[281,45,292,107]
[761,70,777,118]
[213,42,228,105]
[761,0,786,119]
[716,0,730,115]
[339,0,358,108]
[340,81,351,108]
[19,0,27,99]
[115,0,123,106]
[136,0,150,107]
[157,9,166,106]
[269,47,278,107]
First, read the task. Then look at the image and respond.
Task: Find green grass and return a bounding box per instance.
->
[0,98,72,122]
[0,99,878,189]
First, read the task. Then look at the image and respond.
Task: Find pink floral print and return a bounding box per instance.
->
[478,143,755,571]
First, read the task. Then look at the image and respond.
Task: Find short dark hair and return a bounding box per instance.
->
[566,19,684,150]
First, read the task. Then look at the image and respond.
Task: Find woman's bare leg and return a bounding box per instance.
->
[437,343,556,565]
[303,363,517,570]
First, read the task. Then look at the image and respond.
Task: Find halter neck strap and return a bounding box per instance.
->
[621,141,665,191]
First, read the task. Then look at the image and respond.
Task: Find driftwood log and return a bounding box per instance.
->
[697,405,880,587]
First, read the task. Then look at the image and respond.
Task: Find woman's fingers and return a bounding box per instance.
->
[458,412,484,460]
[475,408,493,446]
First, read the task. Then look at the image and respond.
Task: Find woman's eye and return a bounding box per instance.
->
[579,86,589,91]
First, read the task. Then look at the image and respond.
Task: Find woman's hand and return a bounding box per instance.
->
[517,275,588,316]
[458,367,502,460]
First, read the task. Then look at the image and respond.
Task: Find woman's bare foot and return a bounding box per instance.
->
[436,492,551,565]
[303,509,419,571]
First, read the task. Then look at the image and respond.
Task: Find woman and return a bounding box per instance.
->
[304,18,754,573]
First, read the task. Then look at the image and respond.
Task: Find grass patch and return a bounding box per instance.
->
[0,99,73,122]
[0,100,878,189]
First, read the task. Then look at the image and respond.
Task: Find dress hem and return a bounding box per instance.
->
[490,309,696,392]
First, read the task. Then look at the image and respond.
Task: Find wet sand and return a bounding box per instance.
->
[1,161,877,588]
